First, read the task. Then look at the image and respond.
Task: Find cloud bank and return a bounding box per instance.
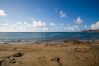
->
[32,21,46,27]
[0,20,83,32]
[90,21,99,30]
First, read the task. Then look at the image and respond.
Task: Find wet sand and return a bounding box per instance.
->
[0,40,99,66]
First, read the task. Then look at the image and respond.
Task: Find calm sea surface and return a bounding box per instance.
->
[0,32,99,42]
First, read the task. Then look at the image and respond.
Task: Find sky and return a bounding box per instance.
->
[0,0,99,32]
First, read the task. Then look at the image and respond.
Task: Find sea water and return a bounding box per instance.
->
[0,32,99,42]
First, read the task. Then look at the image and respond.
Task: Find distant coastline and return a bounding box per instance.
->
[83,29,99,32]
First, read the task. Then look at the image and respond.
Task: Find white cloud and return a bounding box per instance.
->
[0,10,7,17]
[0,19,84,32]
[90,21,99,29]
[50,23,56,26]
[32,20,49,32]
[42,27,48,31]
[1,23,8,26]
[23,22,27,24]
[59,10,67,18]
[64,25,80,32]
[74,17,83,24]
[16,22,22,24]
[0,20,48,32]
[31,18,35,20]
[32,20,46,27]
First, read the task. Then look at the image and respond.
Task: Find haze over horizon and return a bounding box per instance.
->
[0,0,99,32]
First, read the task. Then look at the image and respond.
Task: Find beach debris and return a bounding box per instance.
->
[74,46,91,52]
[44,43,61,47]
[64,39,86,45]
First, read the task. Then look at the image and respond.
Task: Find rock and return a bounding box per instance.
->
[11,52,24,57]
[50,57,62,66]
[9,58,16,64]
[38,56,46,59]
[0,58,4,66]
[50,57,60,63]
[0,58,4,62]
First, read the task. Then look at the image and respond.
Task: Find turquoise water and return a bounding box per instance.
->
[0,32,99,42]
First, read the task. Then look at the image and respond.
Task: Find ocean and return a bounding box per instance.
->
[0,32,99,42]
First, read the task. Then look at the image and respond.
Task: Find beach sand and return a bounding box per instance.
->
[0,40,99,66]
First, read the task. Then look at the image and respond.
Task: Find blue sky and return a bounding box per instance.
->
[0,0,99,32]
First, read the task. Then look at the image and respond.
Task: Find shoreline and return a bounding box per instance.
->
[0,39,99,44]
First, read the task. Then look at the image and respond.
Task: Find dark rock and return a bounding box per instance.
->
[50,57,62,66]
[64,40,69,43]
[38,56,46,59]
[11,52,24,57]
[3,42,8,44]
[9,59,16,64]
[0,58,4,66]
[50,57,60,63]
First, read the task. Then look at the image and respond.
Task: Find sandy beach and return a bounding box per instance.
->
[0,40,99,66]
